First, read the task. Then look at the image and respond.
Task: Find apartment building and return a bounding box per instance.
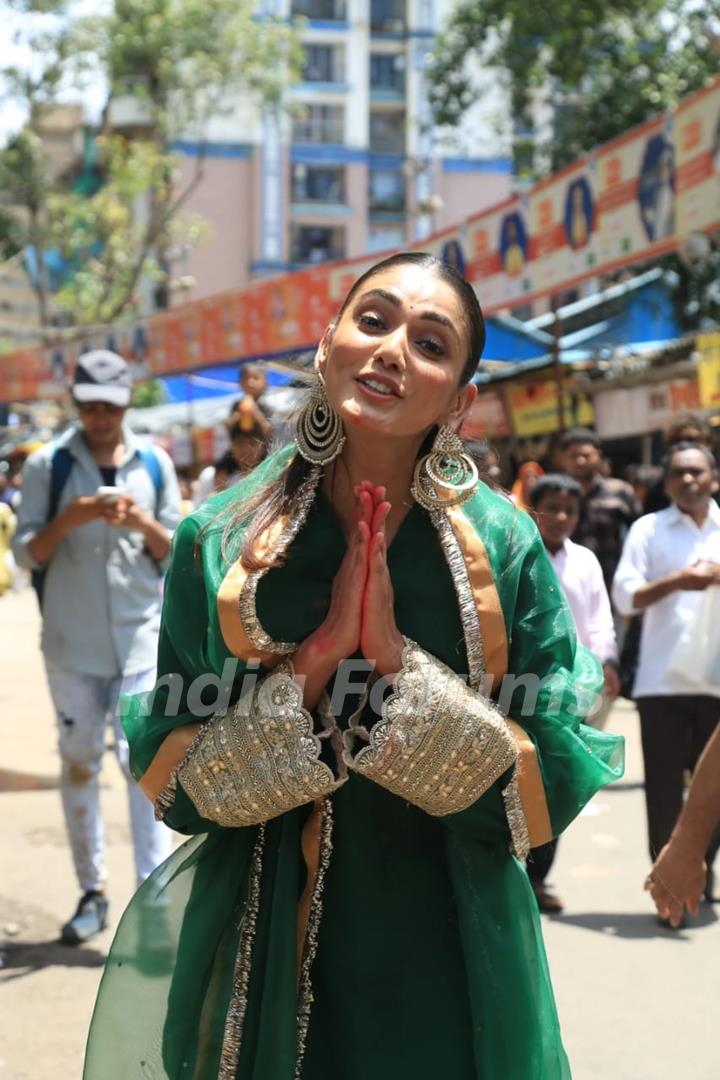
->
[171,0,514,301]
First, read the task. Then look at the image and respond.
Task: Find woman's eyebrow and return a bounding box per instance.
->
[355,288,460,341]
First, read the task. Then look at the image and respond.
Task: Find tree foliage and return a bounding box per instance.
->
[131,377,167,408]
[0,0,302,329]
[430,0,720,173]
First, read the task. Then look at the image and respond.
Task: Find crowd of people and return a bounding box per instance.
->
[1,253,719,1075]
[496,420,720,920]
[3,353,719,933]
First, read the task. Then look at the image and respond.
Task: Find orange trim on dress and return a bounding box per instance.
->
[446,506,509,693]
[507,720,555,848]
[139,721,201,802]
[445,506,553,847]
[216,516,288,666]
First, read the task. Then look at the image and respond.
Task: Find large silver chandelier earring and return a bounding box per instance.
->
[411,424,479,511]
[296,372,346,464]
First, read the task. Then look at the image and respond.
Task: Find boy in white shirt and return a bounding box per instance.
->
[526,474,620,912]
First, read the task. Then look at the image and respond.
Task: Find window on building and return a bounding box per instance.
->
[302,44,344,83]
[370,0,406,33]
[367,223,405,254]
[292,104,345,144]
[291,0,347,19]
[369,168,405,212]
[292,165,345,203]
[291,225,345,264]
[370,53,405,94]
[369,110,405,153]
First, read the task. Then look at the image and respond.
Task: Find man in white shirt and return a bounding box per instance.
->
[526,474,619,912]
[613,443,720,911]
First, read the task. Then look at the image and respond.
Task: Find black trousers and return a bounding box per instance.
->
[637,695,720,865]
[527,839,558,887]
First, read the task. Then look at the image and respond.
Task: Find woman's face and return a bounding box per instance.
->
[321,263,476,442]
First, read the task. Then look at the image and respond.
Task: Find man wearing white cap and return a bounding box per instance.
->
[14,351,181,943]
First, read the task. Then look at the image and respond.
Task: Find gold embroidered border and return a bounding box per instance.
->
[445,505,509,692]
[429,508,486,692]
[295,797,334,1079]
[501,771,531,861]
[176,662,345,828]
[151,719,210,819]
[217,466,321,663]
[218,823,266,1080]
[507,719,554,851]
[347,639,517,817]
[426,501,537,856]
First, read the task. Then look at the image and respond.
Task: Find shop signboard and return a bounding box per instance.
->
[461,390,511,439]
[697,332,720,409]
[507,380,594,437]
[594,377,701,438]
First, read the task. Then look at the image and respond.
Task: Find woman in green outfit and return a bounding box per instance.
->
[85,253,624,1079]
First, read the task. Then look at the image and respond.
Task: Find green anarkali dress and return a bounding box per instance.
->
[85,446,624,1080]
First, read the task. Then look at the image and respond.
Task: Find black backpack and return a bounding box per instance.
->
[31,444,163,608]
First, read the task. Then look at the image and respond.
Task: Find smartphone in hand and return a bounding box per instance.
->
[96,486,123,505]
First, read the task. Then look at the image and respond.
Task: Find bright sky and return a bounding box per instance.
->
[0,0,110,145]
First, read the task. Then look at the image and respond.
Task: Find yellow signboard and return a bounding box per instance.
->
[507,381,595,437]
[697,332,720,409]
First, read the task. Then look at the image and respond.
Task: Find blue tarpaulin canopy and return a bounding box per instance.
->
[160,365,292,403]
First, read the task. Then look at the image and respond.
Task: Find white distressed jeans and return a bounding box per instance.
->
[44,661,172,893]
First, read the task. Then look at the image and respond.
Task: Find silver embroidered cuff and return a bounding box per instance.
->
[345,640,517,817]
[174,661,345,828]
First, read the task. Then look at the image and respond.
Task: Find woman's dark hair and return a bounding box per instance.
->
[206,252,487,570]
[529,473,582,509]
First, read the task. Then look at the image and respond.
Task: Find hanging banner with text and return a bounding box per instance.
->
[2,76,720,403]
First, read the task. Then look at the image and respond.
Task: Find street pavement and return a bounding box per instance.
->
[1,586,718,1079]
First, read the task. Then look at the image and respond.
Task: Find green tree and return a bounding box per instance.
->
[131,378,167,408]
[0,0,302,328]
[430,0,720,174]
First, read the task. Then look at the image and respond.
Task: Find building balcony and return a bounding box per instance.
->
[290,224,345,265]
[370,86,405,103]
[369,52,405,101]
[291,0,347,21]
[292,122,346,145]
[292,164,346,205]
[369,199,405,215]
[290,202,350,218]
[369,173,405,215]
[296,81,349,95]
[370,0,406,34]
[369,130,406,154]
[292,103,345,145]
[302,45,346,85]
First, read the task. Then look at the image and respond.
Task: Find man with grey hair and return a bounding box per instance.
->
[14,351,181,944]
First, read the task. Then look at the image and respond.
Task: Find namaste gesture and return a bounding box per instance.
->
[293,480,405,708]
